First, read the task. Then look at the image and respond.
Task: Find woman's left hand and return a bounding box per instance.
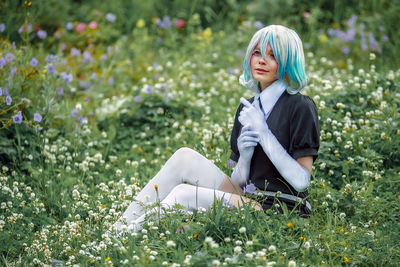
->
[238,97,269,134]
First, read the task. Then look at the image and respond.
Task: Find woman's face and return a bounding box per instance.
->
[250,43,278,91]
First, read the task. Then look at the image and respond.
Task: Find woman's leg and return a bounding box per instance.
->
[128,183,262,233]
[112,147,228,231]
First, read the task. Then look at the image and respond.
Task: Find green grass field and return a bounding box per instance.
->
[0,2,399,266]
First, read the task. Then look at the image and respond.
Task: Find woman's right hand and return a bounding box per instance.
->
[237,124,260,163]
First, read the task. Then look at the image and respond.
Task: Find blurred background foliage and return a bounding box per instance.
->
[1,0,399,68]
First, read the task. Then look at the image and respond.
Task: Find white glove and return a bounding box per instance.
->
[230,125,259,187]
[238,97,310,192]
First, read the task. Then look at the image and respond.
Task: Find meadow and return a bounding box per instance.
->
[0,1,399,266]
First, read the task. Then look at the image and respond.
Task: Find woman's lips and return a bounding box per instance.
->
[255,68,268,73]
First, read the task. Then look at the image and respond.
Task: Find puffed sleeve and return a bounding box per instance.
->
[229,103,243,162]
[289,95,320,161]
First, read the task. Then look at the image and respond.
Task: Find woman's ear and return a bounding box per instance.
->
[284,73,289,83]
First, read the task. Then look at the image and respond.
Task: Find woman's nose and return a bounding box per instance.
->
[258,57,266,64]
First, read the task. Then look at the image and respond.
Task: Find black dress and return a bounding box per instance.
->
[229,91,320,215]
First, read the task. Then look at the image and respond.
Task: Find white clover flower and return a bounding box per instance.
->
[211,259,220,266]
[234,246,242,254]
[167,240,176,248]
[288,260,297,267]
[245,253,253,259]
[239,227,246,233]
[268,245,277,253]
[304,241,311,250]
[205,237,213,243]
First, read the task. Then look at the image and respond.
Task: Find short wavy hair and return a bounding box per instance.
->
[239,25,307,94]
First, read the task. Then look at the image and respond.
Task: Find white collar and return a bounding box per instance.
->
[254,80,287,119]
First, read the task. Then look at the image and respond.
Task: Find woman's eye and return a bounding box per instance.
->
[270,54,275,58]
[253,50,261,55]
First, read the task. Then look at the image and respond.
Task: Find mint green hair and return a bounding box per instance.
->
[239,25,307,94]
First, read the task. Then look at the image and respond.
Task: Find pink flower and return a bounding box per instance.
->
[76,23,86,34]
[88,21,98,30]
[303,12,311,18]
[175,19,185,28]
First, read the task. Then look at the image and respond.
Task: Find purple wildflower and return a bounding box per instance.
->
[66,22,73,30]
[106,13,116,23]
[107,46,112,54]
[13,111,22,124]
[80,81,89,89]
[5,52,14,62]
[226,159,235,168]
[157,37,163,43]
[30,57,38,67]
[3,88,9,95]
[0,87,2,96]
[107,77,114,85]
[164,16,172,27]
[245,21,252,27]
[223,198,234,209]
[61,72,73,83]
[347,15,357,28]
[327,28,336,36]
[341,46,350,54]
[146,85,153,93]
[57,87,63,95]
[227,68,235,74]
[383,35,389,41]
[183,225,190,230]
[0,24,5,32]
[47,64,56,74]
[70,48,81,56]
[254,21,264,29]
[21,98,31,103]
[18,26,24,33]
[369,32,378,51]
[27,24,32,32]
[304,43,311,49]
[379,26,384,31]
[37,30,47,39]
[61,42,66,51]
[12,42,16,50]
[0,57,6,67]
[11,67,17,76]
[83,51,92,63]
[101,54,107,61]
[71,109,78,117]
[33,113,42,122]
[243,183,257,195]
[6,95,12,106]
[78,116,88,126]
[88,112,93,117]
[176,227,183,234]
[134,96,141,103]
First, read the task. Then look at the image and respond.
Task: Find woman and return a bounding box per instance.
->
[111,24,319,235]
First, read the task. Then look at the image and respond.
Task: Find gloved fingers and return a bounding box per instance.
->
[238,135,259,144]
[240,141,258,148]
[239,130,260,139]
[241,124,253,132]
[240,97,253,108]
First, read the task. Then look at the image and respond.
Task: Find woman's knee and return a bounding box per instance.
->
[168,184,194,203]
[173,147,197,161]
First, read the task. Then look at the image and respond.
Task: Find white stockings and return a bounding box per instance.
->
[110,147,231,234]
